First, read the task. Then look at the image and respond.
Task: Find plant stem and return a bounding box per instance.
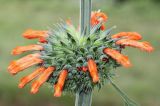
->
[75,0,93,106]
[75,91,93,106]
[80,0,92,36]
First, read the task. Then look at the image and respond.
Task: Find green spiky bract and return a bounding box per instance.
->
[39,22,138,106]
[41,23,118,92]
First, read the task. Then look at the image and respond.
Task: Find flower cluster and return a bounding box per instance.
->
[8,11,154,97]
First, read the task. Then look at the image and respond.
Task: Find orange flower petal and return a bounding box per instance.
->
[91,11,108,24]
[12,45,44,55]
[8,53,40,70]
[8,53,42,75]
[100,24,106,31]
[66,19,72,26]
[91,11,108,30]
[112,32,142,40]
[54,86,62,97]
[31,67,55,94]
[9,58,43,75]
[39,37,47,43]
[18,67,46,88]
[23,29,48,42]
[87,59,99,83]
[116,39,154,52]
[103,48,132,68]
[54,69,68,97]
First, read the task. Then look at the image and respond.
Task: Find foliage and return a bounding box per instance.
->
[41,23,120,93]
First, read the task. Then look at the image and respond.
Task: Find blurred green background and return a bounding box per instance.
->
[0,0,159,106]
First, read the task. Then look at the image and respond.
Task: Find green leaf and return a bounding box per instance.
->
[101,26,117,39]
[90,22,103,35]
[108,77,139,106]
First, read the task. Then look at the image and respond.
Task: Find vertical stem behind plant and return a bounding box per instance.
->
[80,0,92,36]
[75,91,93,106]
[75,0,93,106]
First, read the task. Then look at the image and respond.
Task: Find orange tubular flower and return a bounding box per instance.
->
[54,69,68,97]
[31,67,55,94]
[12,44,44,55]
[8,53,41,68]
[103,48,132,68]
[18,67,46,88]
[8,53,42,75]
[66,19,72,26]
[111,32,142,40]
[116,39,154,52]
[91,11,108,30]
[23,29,48,43]
[87,59,99,83]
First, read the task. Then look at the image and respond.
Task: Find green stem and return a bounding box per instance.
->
[75,91,93,106]
[75,0,93,106]
[80,0,92,36]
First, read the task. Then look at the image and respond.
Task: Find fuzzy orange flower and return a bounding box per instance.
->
[91,11,108,30]
[116,39,154,52]
[112,32,142,40]
[19,67,46,88]
[31,67,55,94]
[103,48,132,68]
[23,29,48,43]
[8,53,43,75]
[54,69,68,97]
[12,44,44,55]
[87,59,99,83]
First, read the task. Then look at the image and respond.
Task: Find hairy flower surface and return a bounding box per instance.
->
[8,11,154,98]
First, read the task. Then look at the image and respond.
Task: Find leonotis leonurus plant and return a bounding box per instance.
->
[8,11,153,100]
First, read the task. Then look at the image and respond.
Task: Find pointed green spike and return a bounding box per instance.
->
[108,77,139,106]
